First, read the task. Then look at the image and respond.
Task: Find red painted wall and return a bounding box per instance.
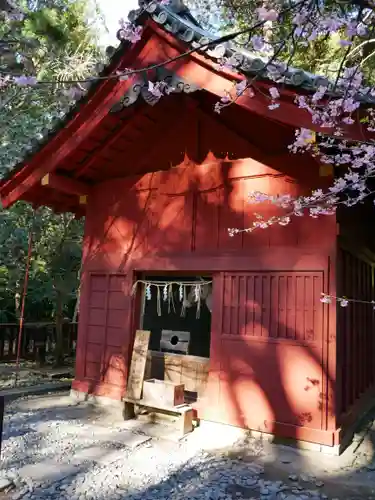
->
[72,109,338,445]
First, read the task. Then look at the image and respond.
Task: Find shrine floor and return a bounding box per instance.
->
[2,392,375,500]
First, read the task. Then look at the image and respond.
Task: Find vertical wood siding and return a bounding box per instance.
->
[338,249,375,417]
[85,273,129,388]
[213,271,326,433]
[221,272,323,343]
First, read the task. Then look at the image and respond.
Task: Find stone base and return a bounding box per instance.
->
[70,388,124,410]
[195,420,342,456]
[70,384,359,456]
[249,428,341,456]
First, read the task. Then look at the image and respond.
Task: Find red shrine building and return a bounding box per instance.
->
[1,0,375,453]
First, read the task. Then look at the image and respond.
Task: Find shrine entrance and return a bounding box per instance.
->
[135,274,212,407]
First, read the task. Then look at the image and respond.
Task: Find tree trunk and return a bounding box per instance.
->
[36,345,46,367]
[54,289,64,367]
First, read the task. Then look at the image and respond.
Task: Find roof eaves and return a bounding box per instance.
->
[129,0,375,105]
[3,0,374,189]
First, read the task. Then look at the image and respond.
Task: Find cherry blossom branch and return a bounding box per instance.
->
[3,0,375,241]
[320,293,375,308]
[1,0,308,88]
[214,1,315,113]
[228,173,375,236]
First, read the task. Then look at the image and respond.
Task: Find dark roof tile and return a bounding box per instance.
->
[2,0,374,184]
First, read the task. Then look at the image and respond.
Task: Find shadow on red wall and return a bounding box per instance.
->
[73,146,341,446]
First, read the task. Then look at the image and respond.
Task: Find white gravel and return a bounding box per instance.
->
[0,394,367,500]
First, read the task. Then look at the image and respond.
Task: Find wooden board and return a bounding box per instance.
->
[145,350,210,395]
[126,330,151,400]
[123,396,192,414]
[160,329,190,354]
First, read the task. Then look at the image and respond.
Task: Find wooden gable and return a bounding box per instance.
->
[0,8,372,215]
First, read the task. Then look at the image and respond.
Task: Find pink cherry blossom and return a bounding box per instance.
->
[268,102,280,110]
[0,75,11,89]
[256,6,278,22]
[13,75,37,86]
[148,81,163,99]
[338,39,352,47]
[118,20,143,43]
[220,94,231,104]
[293,11,308,26]
[311,86,327,103]
[342,116,354,125]
[356,23,367,36]
[147,80,175,99]
[269,87,280,100]
[218,58,236,72]
[251,35,265,51]
[235,80,247,96]
[214,102,224,114]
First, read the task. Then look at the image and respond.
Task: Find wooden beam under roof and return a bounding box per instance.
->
[73,105,163,179]
[0,28,154,208]
[41,173,89,198]
[73,118,139,179]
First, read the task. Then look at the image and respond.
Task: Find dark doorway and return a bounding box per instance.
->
[140,275,212,358]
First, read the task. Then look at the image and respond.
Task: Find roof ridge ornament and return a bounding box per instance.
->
[129,0,203,29]
[143,0,192,16]
[110,68,200,112]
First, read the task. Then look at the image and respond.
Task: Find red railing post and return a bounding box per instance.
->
[14,228,33,387]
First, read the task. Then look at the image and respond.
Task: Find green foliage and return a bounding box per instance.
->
[0,0,100,325]
[0,204,83,323]
[0,0,103,176]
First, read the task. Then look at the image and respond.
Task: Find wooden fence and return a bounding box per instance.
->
[0,322,78,361]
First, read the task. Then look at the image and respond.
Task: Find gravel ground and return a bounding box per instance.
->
[0,362,48,390]
[0,361,73,390]
[1,393,375,500]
